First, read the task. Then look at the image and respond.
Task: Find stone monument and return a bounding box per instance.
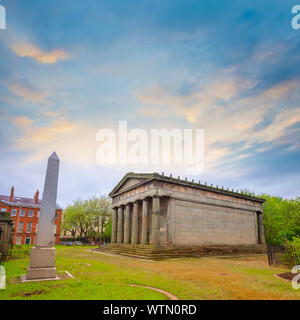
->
[95,172,266,260]
[23,152,60,281]
[0,211,14,264]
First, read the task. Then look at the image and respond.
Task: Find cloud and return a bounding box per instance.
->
[13,116,33,127]
[246,80,298,102]
[44,110,66,118]
[137,107,169,118]
[7,82,47,103]
[12,43,69,64]
[11,115,99,166]
[135,75,300,171]
[137,75,254,123]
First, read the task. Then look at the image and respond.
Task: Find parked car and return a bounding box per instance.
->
[64,241,73,246]
[73,241,83,245]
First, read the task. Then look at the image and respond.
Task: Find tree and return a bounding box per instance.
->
[85,196,112,242]
[61,195,112,242]
[61,205,80,239]
[262,194,300,245]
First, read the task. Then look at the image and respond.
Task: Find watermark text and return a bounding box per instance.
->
[0,5,6,30]
[292,5,300,30]
[96,121,204,174]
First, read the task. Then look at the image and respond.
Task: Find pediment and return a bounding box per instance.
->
[119,177,146,192]
[109,173,154,196]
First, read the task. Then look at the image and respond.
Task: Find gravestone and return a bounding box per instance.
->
[24,152,60,280]
[0,211,14,264]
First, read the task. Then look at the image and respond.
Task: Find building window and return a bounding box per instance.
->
[1,208,6,212]
[37,211,40,218]
[26,223,32,233]
[55,212,58,218]
[53,224,57,234]
[11,209,17,216]
[20,209,25,217]
[18,222,24,233]
[25,236,31,245]
[16,236,22,245]
[28,210,34,217]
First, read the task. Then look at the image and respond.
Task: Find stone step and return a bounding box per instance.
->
[98,247,265,254]
[93,244,266,260]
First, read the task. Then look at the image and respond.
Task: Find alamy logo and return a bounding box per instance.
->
[292,5,300,30]
[0,266,6,289]
[96,121,204,174]
[0,5,6,30]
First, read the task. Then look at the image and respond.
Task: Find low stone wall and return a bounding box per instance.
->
[93,244,267,260]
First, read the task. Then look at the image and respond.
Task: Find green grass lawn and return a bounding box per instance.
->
[0,245,299,300]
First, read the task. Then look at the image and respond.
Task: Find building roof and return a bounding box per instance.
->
[0,194,62,210]
[109,172,265,203]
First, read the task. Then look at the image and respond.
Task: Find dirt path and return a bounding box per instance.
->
[129,284,179,300]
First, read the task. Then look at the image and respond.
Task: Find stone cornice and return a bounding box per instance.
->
[110,172,265,203]
[112,187,262,213]
[112,187,171,207]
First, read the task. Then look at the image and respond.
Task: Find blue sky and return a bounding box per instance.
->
[0,0,300,207]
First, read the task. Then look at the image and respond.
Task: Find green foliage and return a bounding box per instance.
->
[61,196,112,242]
[238,191,300,247]
[261,194,300,245]
[284,237,300,266]
[103,219,112,239]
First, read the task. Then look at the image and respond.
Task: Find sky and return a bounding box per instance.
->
[0,0,300,208]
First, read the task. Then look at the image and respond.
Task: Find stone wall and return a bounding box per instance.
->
[171,199,258,245]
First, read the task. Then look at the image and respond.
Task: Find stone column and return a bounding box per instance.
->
[124,204,131,244]
[152,196,160,246]
[258,212,266,244]
[141,199,149,245]
[131,202,139,244]
[117,207,124,243]
[167,199,175,245]
[111,208,118,243]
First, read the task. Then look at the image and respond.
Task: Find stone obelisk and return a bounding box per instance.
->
[25,152,60,280]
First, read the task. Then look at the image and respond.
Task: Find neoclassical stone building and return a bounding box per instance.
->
[109,173,266,247]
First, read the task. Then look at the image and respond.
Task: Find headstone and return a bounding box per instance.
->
[25,152,60,280]
[0,211,14,263]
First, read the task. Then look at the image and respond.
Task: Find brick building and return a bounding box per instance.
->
[0,186,62,245]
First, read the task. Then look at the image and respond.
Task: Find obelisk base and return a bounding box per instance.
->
[25,247,57,280]
[25,267,57,280]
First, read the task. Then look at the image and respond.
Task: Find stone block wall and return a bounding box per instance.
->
[170,199,258,245]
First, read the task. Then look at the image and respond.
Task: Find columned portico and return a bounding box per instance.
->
[110,194,162,245]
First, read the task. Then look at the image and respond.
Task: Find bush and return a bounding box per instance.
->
[262,195,300,245]
[277,238,300,267]
[286,238,300,265]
